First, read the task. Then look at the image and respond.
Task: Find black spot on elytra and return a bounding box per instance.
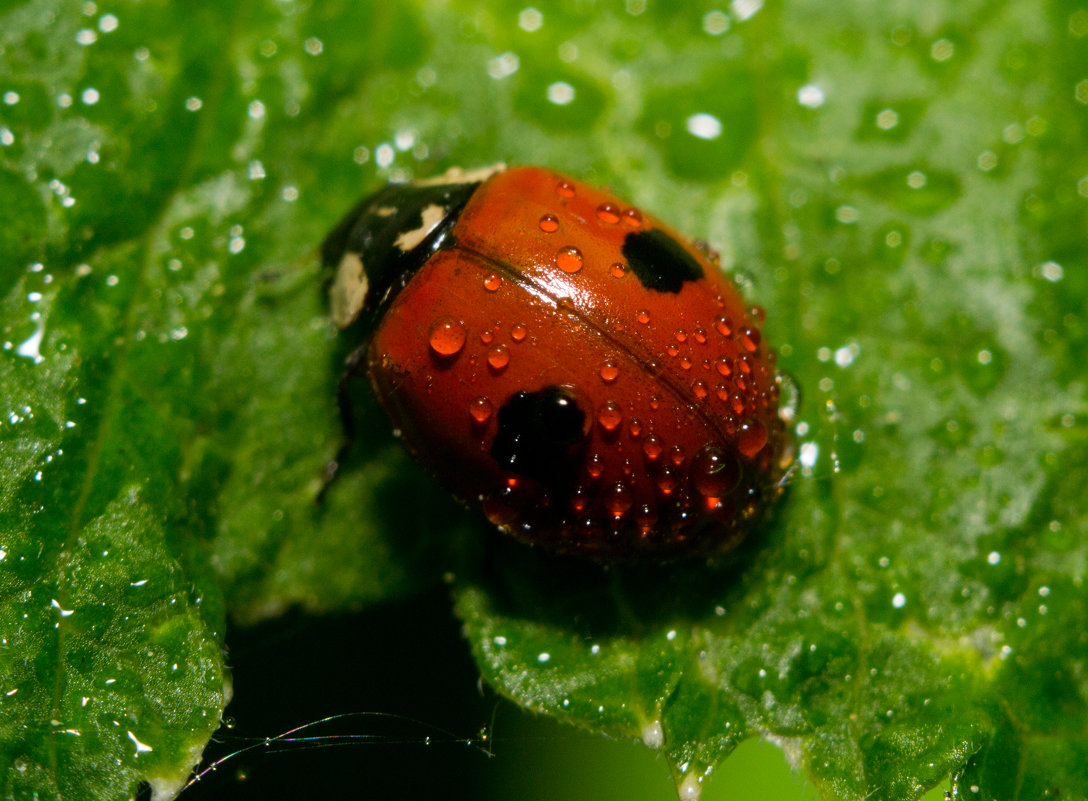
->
[491,387,587,484]
[621,228,704,293]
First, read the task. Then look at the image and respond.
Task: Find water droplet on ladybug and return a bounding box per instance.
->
[666,345,679,358]
[483,273,503,292]
[556,180,575,197]
[635,504,658,534]
[556,246,583,274]
[428,317,467,357]
[511,323,527,342]
[604,483,633,517]
[656,462,680,495]
[692,380,709,400]
[691,445,741,498]
[738,419,768,457]
[728,392,746,415]
[636,309,650,325]
[587,453,604,479]
[480,330,494,345]
[715,316,733,336]
[599,361,619,383]
[570,485,589,513]
[674,329,688,343]
[610,263,626,278]
[539,214,559,233]
[738,355,753,375]
[621,207,643,228]
[628,418,643,438]
[669,445,686,467]
[739,326,761,352]
[487,344,510,371]
[694,328,707,344]
[716,357,733,376]
[596,202,620,224]
[735,374,748,392]
[642,434,664,461]
[750,305,766,323]
[469,396,493,423]
[680,356,693,371]
[597,401,623,432]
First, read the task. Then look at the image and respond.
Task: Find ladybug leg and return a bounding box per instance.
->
[318,343,369,501]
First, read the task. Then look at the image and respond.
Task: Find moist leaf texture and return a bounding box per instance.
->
[2,1,1086,799]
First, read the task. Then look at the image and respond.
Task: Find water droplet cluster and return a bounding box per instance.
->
[355,166,792,558]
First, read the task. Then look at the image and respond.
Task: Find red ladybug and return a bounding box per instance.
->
[323,165,794,559]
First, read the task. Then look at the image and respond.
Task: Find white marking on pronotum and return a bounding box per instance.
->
[393,204,446,252]
[412,162,506,187]
[331,251,369,329]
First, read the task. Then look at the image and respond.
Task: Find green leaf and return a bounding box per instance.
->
[3,0,1087,799]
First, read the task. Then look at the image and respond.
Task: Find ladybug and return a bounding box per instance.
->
[323,164,794,559]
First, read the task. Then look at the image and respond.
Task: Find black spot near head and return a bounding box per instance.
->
[621,228,704,293]
[491,386,587,484]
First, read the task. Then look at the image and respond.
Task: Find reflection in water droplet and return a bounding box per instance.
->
[596,203,620,224]
[604,483,633,517]
[469,396,493,423]
[556,180,575,197]
[428,317,466,357]
[737,419,767,457]
[16,319,45,364]
[610,263,626,278]
[739,327,761,352]
[597,401,623,432]
[621,208,643,228]
[691,445,740,498]
[539,214,559,233]
[556,246,583,273]
[487,344,510,370]
[483,273,502,292]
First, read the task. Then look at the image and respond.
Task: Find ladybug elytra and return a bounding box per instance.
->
[324,165,794,559]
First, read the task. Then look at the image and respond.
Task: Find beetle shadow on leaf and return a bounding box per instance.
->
[462,511,788,638]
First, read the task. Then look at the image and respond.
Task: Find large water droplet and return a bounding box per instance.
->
[691,445,741,497]
[556,246,583,273]
[487,344,510,371]
[604,483,633,517]
[737,419,767,457]
[597,401,623,432]
[428,317,466,357]
[596,202,620,224]
[469,396,493,423]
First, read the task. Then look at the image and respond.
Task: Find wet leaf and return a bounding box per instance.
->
[3,1,1086,800]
